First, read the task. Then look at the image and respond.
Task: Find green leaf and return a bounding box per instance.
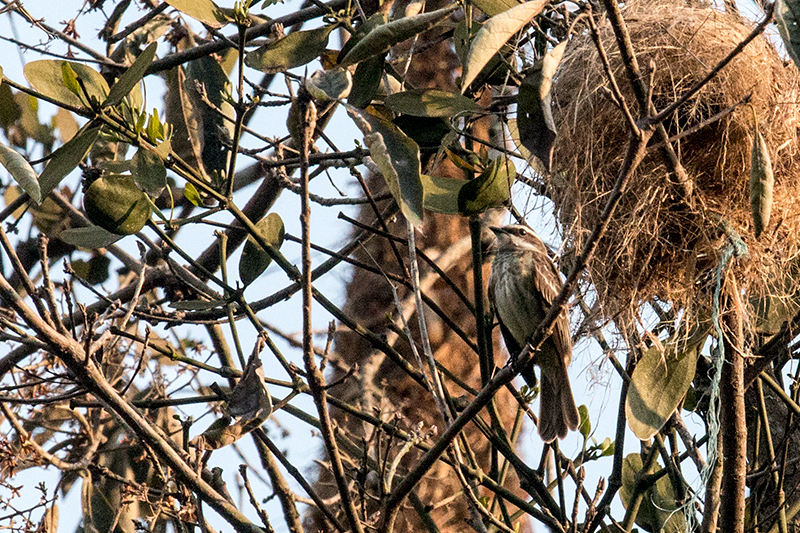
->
[340,4,459,67]
[620,453,686,533]
[752,294,800,335]
[348,106,424,227]
[61,63,83,99]
[750,129,774,238]
[39,124,101,198]
[184,182,203,206]
[25,60,109,108]
[348,55,386,108]
[60,226,124,249]
[457,156,515,215]
[385,89,482,118]
[578,404,591,439]
[338,12,388,62]
[245,26,336,74]
[185,56,234,178]
[421,173,463,214]
[626,329,707,441]
[306,67,353,101]
[0,83,22,129]
[460,0,546,93]
[517,40,567,172]
[471,0,522,17]
[84,173,152,235]
[239,212,285,286]
[0,144,41,203]
[104,42,158,107]
[776,0,800,71]
[165,66,205,177]
[131,146,167,195]
[165,0,228,28]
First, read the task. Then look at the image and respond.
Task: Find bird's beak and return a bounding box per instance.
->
[489,226,505,235]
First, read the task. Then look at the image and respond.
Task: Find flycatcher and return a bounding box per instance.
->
[489,224,580,442]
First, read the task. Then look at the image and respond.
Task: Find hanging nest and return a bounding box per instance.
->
[549,1,800,321]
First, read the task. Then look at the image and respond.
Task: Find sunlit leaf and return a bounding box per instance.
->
[25,60,109,108]
[104,42,158,107]
[517,40,567,172]
[472,0,522,16]
[39,124,101,199]
[457,156,515,215]
[0,144,41,203]
[184,182,203,206]
[245,26,336,74]
[54,108,79,143]
[578,404,591,439]
[239,212,285,286]
[84,173,151,235]
[420,173,463,214]
[750,129,773,238]
[460,0,546,93]
[348,106,424,227]
[626,328,707,441]
[385,89,482,118]
[165,0,229,28]
[340,4,459,67]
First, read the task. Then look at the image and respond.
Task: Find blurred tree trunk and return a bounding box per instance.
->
[306,1,531,530]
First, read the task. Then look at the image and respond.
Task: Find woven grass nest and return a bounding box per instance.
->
[549,1,800,317]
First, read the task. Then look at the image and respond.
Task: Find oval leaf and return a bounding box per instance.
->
[457,156,515,215]
[104,42,158,107]
[350,56,386,109]
[517,40,567,172]
[421,173,463,214]
[625,332,705,441]
[340,4,459,67]
[84,173,152,235]
[165,0,228,28]
[0,144,40,203]
[460,0,546,93]
[347,106,424,227]
[245,26,335,74]
[132,146,167,195]
[25,60,109,108]
[39,124,101,199]
[472,0,522,16]
[620,453,686,533]
[60,226,124,249]
[750,129,774,238]
[385,89,482,118]
[239,212,285,286]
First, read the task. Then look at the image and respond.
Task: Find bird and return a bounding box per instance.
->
[488,224,580,442]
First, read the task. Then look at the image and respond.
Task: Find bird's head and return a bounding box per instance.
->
[489,225,547,255]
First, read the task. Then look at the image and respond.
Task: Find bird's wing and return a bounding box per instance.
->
[530,251,572,363]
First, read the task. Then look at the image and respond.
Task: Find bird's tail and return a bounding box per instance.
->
[536,368,580,443]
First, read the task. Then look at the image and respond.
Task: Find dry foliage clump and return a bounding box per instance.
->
[550,1,800,319]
